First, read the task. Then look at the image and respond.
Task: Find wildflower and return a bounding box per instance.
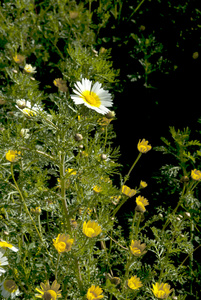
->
[93,186,102,193]
[110,195,121,205]
[0,252,8,275]
[66,168,77,175]
[191,169,201,181]
[20,128,30,139]
[130,240,147,256]
[122,185,136,198]
[127,275,143,290]
[135,195,149,213]
[0,279,20,299]
[106,273,121,285]
[31,207,42,214]
[137,139,152,153]
[35,280,62,299]
[151,282,173,299]
[71,78,113,114]
[24,64,37,74]
[16,100,42,117]
[83,220,102,238]
[5,150,21,163]
[140,181,147,188]
[0,240,18,252]
[13,54,25,64]
[53,234,74,253]
[53,78,68,92]
[86,285,104,300]
[16,99,26,109]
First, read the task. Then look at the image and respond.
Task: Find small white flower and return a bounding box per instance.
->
[20,128,30,139]
[16,99,26,109]
[0,280,20,299]
[71,78,113,115]
[24,64,37,74]
[16,100,43,117]
[0,252,8,276]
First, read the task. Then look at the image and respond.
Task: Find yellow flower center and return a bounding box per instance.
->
[87,228,95,237]
[57,241,66,252]
[132,247,141,255]
[3,280,17,293]
[46,290,57,300]
[82,91,101,107]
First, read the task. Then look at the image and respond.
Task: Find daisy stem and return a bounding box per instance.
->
[123,153,142,185]
[55,253,61,280]
[59,152,71,232]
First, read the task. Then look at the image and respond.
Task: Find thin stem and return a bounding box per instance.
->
[124,153,142,185]
[59,152,71,232]
[55,253,61,280]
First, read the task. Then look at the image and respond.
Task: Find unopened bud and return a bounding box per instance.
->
[4,231,9,235]
[105,111,115,119]
[172,297,178,300]
[74,133,83,141]
[101,154,107,160]
[16,99,26,109]
[184,212,191,218]
[0,98,6,105]
[78,144,84,149]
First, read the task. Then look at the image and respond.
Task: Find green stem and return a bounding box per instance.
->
[55,253,61,280]
[128,0,146,21]
[112,196,129,217]
[124,153,142,185]
[59,152,71,232]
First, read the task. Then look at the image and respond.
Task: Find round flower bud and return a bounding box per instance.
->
[105,111,115,119]
[16,99,26,109]
[101,154,107,160]
[184,212,191,218]
[74,133,83,141]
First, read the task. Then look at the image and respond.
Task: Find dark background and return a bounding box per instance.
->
[98,0,201,189]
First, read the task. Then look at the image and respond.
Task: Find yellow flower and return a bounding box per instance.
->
[35,280,62,299]
[53,234,74,253]
[135,195,149,212]
[31,207,42,214]
[13,54,25,64]
[130,240,147,256]
[83,221,102,238]
[0,240,18,252]
[71,78,113,115]
[66,168,77,175]
[93,185,102,193]
[152,282,173,299]
[53,78,68,92]
[137,139,152,153]
[127,275,143,290]
[140,180,147,188]
[5,150,21,162]
[86,285,104,300]
[122,185,136,198]
[191,169,201,181]
[24,64,37,74]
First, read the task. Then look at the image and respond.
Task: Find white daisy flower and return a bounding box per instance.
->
[24,64,37,74]
[71,78,113,114]
[0,240,18,252]
[0,280,20,299]
[16,100,43,117]
[0,252,8,276]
